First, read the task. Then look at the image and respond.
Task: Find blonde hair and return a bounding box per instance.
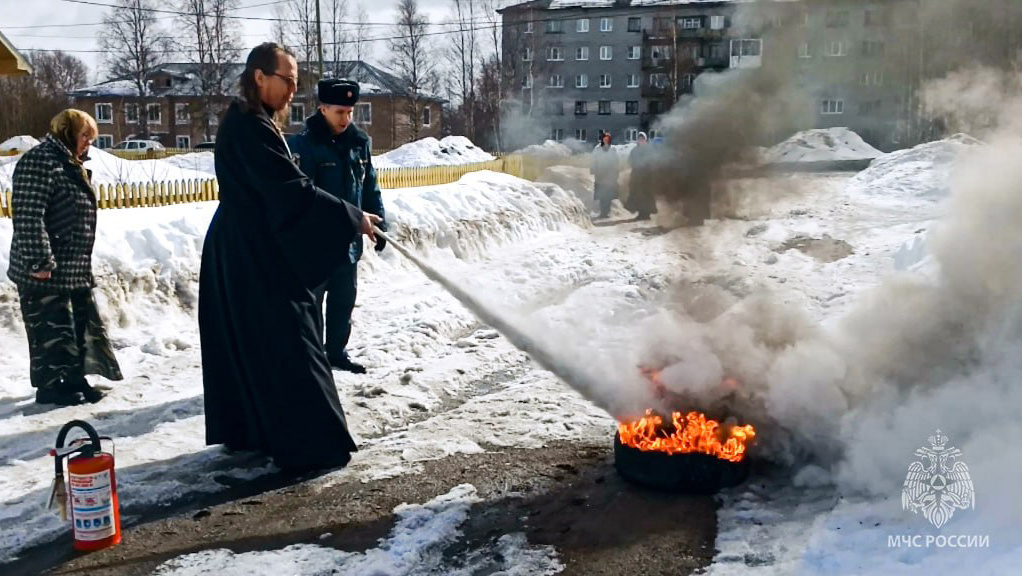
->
[50,108,99,157]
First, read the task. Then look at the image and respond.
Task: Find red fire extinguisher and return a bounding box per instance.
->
[47,420,122,552]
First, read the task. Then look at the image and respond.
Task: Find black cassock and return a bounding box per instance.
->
[199,100,363,471]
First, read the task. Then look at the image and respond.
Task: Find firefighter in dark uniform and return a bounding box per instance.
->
[288,78,387,374]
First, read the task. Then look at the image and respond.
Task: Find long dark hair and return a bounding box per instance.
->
[239,42,295,113]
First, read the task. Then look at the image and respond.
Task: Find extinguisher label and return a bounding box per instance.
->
[69,469,116,541]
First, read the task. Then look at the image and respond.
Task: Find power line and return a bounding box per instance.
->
[1,0,287,29]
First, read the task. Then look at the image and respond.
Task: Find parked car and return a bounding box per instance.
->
[112,139,166,151]
[194,142,216,150]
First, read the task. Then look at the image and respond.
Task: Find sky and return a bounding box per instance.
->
[0,0,499,84]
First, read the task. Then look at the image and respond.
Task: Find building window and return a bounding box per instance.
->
[545,100,562,115]
[626,128,638,142]
[679,17,701,30]
[653,17,672,35]
[859,99,883,115]
[597,100,611,115]
[600,17,612,32]
[681,73,696,91]
[209,104,221,125]
[625,101,638,115]
[733,39,762,57]
[799,41,811,58]
[547,46,564,61]
[545,20,563,33]
[95,103,113,123]
[824,41,847,57]
[649,73,668,88]
[600,46,612,60]
[576,46,589,61]
[125,103,138,123]
[627,17,641,32]
[862,40,885,57]
[575,128,587,142]
[551,128,564,141]
[599,74,611,88]
[821,99,844,115]
[147,103,161,124]
[800,11,810,27]
[710,15,726,30]
[422,106,432,126]
[522,75,533,88]
[290,103,305,124]
[860,71,884,86]
[864,9,882,26]
[577,18,589,33]
[627,74,640,88]
[575,100,588,115]
[709,43,725,59]
[524,21,533,33]
[175,103,190,125]
[96,134,113,149]
[826,10,849,28]
[548,74,564,88]
[649,101,663,114]
[627,46,640,60]
[176,135,191,149]
[522,47,532,61]
[355,102,372,124]
[576,74,588,88]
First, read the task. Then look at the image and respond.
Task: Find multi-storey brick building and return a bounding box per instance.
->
[70,60,444,152]
[499,0,944,151]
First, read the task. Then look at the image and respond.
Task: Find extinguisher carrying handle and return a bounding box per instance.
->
[50,420,103,477]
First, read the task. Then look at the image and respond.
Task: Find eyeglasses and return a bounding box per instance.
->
[269,72,298,88]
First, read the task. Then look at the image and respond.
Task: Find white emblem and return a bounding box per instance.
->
[901,430,975,529]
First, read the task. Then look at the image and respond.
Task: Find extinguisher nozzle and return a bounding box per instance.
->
[47,475,68,521]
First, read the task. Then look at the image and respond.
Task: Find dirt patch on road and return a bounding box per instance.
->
[777,234,854,263]
[26,442,716,576]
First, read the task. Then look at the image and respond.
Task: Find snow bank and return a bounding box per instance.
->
[375,136,495,168]
[847,134,983,200]
[514,140,573,158]
[151,484,563,575]
[161,151,216,177]
[0,136,39,154]
[0,147,214,190]
[764,128,882,163]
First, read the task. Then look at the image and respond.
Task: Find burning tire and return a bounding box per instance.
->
[614,432,750,494]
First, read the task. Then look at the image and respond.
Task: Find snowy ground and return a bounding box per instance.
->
[763,127,882,164]
[0,134,1013,573]
[374,135,495,168]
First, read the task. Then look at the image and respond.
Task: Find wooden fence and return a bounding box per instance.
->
[0,155,540,218]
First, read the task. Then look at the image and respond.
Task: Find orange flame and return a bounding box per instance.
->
[618,410,756,462]
[619,369,756,462]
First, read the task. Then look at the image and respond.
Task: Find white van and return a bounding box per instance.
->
[112,139,166,151]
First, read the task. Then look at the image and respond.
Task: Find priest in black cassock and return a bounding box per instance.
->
[198,42,381,471]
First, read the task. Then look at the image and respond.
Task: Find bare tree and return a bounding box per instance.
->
[353,2,371,81]
[390,0,434,142]
[0,51,89,141]
[325,0,349,76]
[99,0,173,139]
[276,0,319,89]
[176,0,243,141]
[445,0,477,138]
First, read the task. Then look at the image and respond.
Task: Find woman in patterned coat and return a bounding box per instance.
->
[7,109,123,406]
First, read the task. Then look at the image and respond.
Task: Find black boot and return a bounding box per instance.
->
[69,377,105,404]
[330,356,367,374]
[35,387,84,406]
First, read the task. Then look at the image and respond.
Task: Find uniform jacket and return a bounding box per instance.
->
[288,112,386,264]
[7,135,98,293]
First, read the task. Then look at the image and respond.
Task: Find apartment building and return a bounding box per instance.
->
[500,0,932,151]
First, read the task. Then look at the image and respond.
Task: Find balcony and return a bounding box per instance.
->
[641,84,672,98]
[641,56,673,71]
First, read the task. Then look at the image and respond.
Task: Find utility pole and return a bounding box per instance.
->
[316,0,324,77]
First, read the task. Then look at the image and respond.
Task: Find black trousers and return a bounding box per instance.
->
[316,263,358,362]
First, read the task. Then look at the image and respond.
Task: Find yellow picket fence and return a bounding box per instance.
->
[0,155,538,218]
[1,179,219,218]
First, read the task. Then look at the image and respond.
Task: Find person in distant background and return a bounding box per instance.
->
[198,43,380,472]
[625,132,657,221]
[590,132,620,219]
[7,108,123,406]
[288,78,387,374]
